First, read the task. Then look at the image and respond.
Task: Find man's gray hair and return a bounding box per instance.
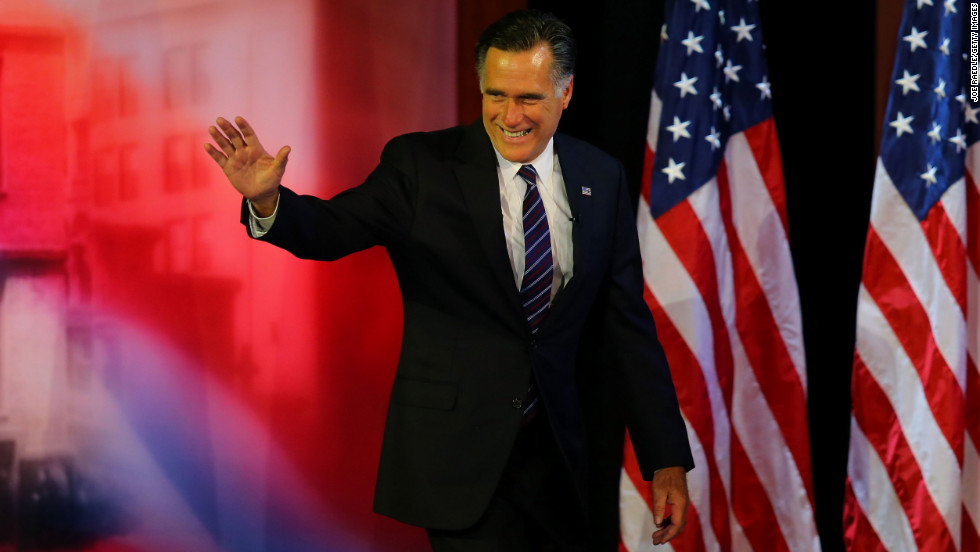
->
[475,9,576,97]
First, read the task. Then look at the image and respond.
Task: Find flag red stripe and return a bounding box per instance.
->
[842,478,889,552]
[968,356,980,450]
[669,498,707,552]
[716,159,815,501]
[641,146,656,207]
[862,228,965,463]
[729,435,791,552]
[851,354,957,550]
[644,284,732,552]
[966,170,979,272]
[654,199,735,409]
[742,118,789,233]
[964,505,980,552]
[920,202,968,316]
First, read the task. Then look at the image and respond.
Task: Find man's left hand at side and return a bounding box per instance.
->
[650,465,689,545]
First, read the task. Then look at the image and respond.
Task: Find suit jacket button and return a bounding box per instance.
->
[512,398,523,409]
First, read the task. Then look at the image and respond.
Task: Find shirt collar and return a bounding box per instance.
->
[491,138,555,188]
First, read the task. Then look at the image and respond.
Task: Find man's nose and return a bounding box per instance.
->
[502,101,523,126]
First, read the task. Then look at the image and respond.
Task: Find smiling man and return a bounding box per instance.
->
[205,9,692,552]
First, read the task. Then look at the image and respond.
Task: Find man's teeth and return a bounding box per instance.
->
[502,128,531,137]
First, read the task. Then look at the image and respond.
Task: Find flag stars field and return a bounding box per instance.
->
[723,59,742,82]
[904,26,928,52]
[965,103,980,124]
[667,116,693,141]
[896,70,921,95]
[682,32,705,55]
[674,73,699,97]
[891,111,915,137]
[920,163,938,185]
[730,17,755,42]
[691,0,710,13]
[705,127,721,150]
[661,158,686,183]
[756,76,771,99]
[950,128,967,152]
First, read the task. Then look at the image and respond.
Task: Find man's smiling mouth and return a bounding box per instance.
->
[501,128,531,138]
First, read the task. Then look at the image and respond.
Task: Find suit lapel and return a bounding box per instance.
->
[453,122,527,325]
[550,134,592,312]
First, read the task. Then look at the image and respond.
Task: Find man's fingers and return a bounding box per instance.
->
[650,476,668,526]
[274,145,291,170]
[651,519,682,546]
[208,125,235,156]
[649,466,689,545]
[236,116,264,149]
[216,116,246,148]
[203,143,227,167]
[672,491,689,532]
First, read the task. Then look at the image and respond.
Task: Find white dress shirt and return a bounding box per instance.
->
[492,139,573,299]
[249,138,575,299]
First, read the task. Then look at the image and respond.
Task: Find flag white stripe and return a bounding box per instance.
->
[724,134,807,392]
[729,325,820,552]
[677,180,737,502]
[855,284,962,535]
[640,190,818,551]
[647,91,663,153]
[870,161,968,391]
[687,177,737,350]
[683,415,721,552]
[637,195,734,499]
[969,260,979,380]
[847,417,918,552]
[940,178,967,246]
[965,434,980,534]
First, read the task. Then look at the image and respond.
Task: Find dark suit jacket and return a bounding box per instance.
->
[241,120,693,530]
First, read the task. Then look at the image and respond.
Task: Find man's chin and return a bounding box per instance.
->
[494,141,538,164]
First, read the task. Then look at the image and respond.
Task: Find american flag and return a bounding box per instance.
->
[842,0,980,550]
[619,0,821,550]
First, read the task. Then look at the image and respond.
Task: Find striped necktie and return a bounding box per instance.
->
[518,164,553,332]
[517,164,551,423]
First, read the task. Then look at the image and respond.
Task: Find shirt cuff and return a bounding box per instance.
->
[247,194,280,237]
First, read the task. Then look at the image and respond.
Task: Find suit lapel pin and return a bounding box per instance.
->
[581,186,592,196]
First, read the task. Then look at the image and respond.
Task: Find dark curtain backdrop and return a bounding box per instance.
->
[525,1,881,551]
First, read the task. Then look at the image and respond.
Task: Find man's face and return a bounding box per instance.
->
[481,45,573,163]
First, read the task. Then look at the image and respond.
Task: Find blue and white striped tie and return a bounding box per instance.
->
[517,164,551,422]
[518,164,553,332]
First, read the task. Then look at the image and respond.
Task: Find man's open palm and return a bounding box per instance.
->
[205,116,289,213]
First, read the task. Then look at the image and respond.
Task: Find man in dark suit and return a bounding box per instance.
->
[205,10,693,551]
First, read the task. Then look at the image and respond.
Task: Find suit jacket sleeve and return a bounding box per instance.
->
[239,136,418,260]
[601,161,694,479]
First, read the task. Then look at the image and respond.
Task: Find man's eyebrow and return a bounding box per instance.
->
[483,89,546,101]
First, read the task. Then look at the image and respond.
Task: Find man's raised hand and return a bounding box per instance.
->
[204,116,289,217]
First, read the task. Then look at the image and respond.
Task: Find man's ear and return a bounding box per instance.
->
[561,76,574,109]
